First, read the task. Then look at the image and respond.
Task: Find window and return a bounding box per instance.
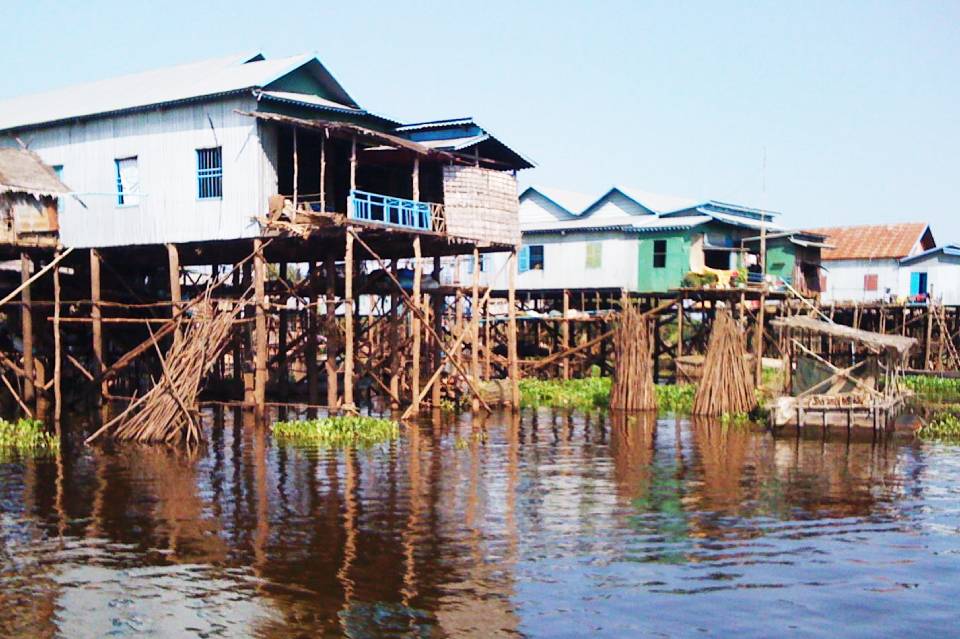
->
[653,239,667,268]
[518,245,544,273]
[910,272,928,297]
[864,273,878,291]
[52,165,64,210]
[115,157,140,206]
[704,250,730,270]
[585,242,602,269]
[197,147,223,199]
[465,254,487,274]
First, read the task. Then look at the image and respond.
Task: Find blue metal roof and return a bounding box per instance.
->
[899,244,960,265]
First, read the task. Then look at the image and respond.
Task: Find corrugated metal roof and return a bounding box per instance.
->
[702,209,783,232]
[523,215,711,236]
[524,186,595,215]
[0,148,70,196]
[615,187,701,214]
[0,52,360,131]
[899,243,960,265]
[807,223,932,260]
[257,90,363,114]
[395,118,474,132]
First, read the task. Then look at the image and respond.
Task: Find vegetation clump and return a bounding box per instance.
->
[918,413,960,441]
[902,376,960,405]
[519,376,611,410]
[656,384,696,414]
[272,416,399,447]
[0,418,59,459]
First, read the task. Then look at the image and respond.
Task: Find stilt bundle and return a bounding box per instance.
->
[693,309,757,416]
[88,287,251,445]
[610,303,656,410]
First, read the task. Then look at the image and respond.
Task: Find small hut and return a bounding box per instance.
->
[0,148,69,247]
[770,315,917,430]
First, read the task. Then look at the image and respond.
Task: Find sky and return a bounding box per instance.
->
[2,0,959,238]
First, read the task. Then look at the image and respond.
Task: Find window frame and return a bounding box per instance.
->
[114,156,140,207]
[585,242,602,269]
[652,239,667,269]
[196,146,223,200]
[863,273,879,292]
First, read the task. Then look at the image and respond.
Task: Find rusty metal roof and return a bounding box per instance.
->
[806,223,933,260]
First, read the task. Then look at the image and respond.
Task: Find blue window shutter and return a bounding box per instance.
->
[518,246,530,273]
[910,272,921,296]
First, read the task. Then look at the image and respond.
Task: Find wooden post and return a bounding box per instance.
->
[389,260,401,410]
[20,252,35,405]
[483,299,491,379]
[90,249,106,402]
[324,254,339,410]
[278,262,289,401]
[350,136,357,193]
[431,255,442,410]
[754,291,766,385]
[166,244,182,320]
[319,134,326,213]
[292,127,299,210]
[253,238,267,420]
[471,248,482,410]
[675,294,684,361]
[412,157,420,200]
[343,232,356,412]
[925,305,934,369]
[307,262,319,413]
[53,251,62,427]
[561,288,570,380]
[508,249,520,408]
[411,237,422,414]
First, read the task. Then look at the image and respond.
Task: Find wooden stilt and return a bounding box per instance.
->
[471,248,481,410]
[90,249,107,405]
[343,231,356,413]
[676,294,684,362]
[253,238,267,420]
[431,256,442,410]
[754,291,766,384]
[324,254,339,410]
[562,288,570,380]
[166,244,182,320]
[411,237,422,415]
[20,252,34,405]
[390,260,401,410]
[53,251,62,427]
[278,262,289,401]
[306,262,319,415]
[508,249,520,408]
[292,127,299,210]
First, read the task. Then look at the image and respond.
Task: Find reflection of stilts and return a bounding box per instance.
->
[608,411,656,501]
[336,449,358,631]
[401,423,423,608]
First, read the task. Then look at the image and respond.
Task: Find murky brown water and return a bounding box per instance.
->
[2,408,959,638]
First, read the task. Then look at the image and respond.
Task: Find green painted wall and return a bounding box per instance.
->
[636,231,694,292]
[764,240,797,284]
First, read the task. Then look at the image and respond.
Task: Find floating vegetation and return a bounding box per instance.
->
[720,412,751,426]
[519,376,611,410]
[918,413,960,441]
[272,416,399,447]
[902,376,960,405]
[519,377,697,415]
[0,418,59,460]
[656,384,696,415]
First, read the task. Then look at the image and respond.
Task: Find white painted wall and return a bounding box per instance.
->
[820,259,901,302]
[464,231,637,292]
[5,95,269,247]
[897,254,960,305]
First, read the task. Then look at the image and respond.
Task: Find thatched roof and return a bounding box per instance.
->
[0,148,70,197]
[771,315,917,355]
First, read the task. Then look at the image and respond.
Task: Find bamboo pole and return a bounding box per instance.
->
[431,256,442,410]
[343,231,356,413]
[508,249,520,408]
[754,291,766,384]
[1,247,74,310]
[166,244,182,321]
[306,262,319,414]
[253,238,267,420]
[562,288,570,380]
[411,237,422,415]
[471,249,481,410]
[90,249,106,402]
[20,252,35,405]
[324,254,339,410]
[676,294,684,362]
[53,251,62,427]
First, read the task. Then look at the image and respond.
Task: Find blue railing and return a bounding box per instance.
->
[348,190,432,231]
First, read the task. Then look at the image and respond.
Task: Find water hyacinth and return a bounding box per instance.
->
[918,413,960,441]
[0,418,59,460]
[902,376,960,405]
[272,416,399,447]
[518,377,698,415]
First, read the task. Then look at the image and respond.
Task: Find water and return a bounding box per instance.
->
[2,409,959,638]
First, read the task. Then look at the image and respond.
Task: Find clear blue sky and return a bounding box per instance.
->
[3,1,958,238]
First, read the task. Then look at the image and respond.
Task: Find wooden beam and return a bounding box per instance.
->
[53,251,62,427]
[324,253,339,410]
[90,249,106,401]
[253,238,267,420]
[508,249,520,408]
[411,237,422,415]
[343,231,356,413]
[471,248,481,409]
[20,252,34,404]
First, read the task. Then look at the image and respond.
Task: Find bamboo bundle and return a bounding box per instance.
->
[610,303,656,410]
[693,310,757,416]
[91,287,250,445]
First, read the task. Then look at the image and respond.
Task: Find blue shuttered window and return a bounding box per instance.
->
[115,157,140,206]
[518,246,531,273]
[519,245,544,273]
[197,147,223,199]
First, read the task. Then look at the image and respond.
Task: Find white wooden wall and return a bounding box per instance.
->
[4,95,270,247]
[820,259,901,302]
[897,255,960,305]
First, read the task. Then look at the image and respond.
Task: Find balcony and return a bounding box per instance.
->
[348,190,445,234]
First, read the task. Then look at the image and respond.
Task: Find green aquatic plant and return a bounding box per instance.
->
[655,384,696,414]
[518,377,612,410]
[720,412,751,426]
[0,418,59,460]
[272,416,399,447]
[918,412,960,441]
[902,376,960,405]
